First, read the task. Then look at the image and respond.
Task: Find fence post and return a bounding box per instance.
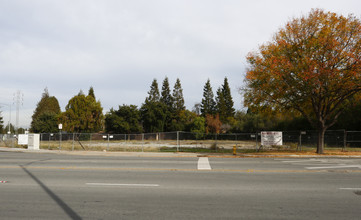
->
[158,133,160,151]
[71,133,74,151]
[59,130,62,150]
[255,132,258,149]
[142,133,144,152]
[343,130,347,152]
[89,133,92,149]
[177,131,180,152]
[215,133,218,152]
[107,134,110,151]
[48,133,51,150]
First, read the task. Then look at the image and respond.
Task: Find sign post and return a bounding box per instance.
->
[58,124,62,150]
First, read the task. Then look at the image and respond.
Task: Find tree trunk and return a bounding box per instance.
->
[317,127,326,154]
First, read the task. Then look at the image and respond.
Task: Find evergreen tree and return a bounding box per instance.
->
[172,78,185,111]
[160,77,174,131]
[0,111,3,134]
[160,77,173,109]
[145,79,160,103]
[222,77,235,118]
[168,78,187,131]
[141,78,172,132]
[61,87,104,132]
[105,105,142,133]
[88,86,95,100]
[216,77,235,122]
[201,79,216,116]
[31,112,59,133]
[215,87,226,120]
[78,90,85,96]
[31,88,61,133]
[140,101,167,133]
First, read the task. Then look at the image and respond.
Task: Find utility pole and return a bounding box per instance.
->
[13,90,24,134]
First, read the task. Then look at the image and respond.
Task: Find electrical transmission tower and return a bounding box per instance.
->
[13,90,24,133]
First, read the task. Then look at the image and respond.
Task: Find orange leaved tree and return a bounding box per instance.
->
[244,9,361,154]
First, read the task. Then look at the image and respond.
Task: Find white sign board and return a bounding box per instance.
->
[261,131,282,146]
[18,134,28,145]
[58,124,63,130]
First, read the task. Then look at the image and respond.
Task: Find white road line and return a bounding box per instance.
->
[281,160,317,163]
[306,165,361,170]
[86,183,159,187]
[198,157,211,170]
[280,159,329,163]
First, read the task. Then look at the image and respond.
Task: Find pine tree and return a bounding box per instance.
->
[30,88,61,133]
[168,78,187,131]
[88,86,95,100]
[0,110,3,133]
[160,77,174,131]
[145,79,160,103]
[160,77,173,109]
[216,77,235,122]
[201,79,216,116]
[172,78,185,111]
[141,79,168,132]
[222,77,235,118]
[215,87,226,121]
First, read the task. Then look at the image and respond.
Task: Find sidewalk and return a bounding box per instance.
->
[2,146,361,158]
[0,147,200,158]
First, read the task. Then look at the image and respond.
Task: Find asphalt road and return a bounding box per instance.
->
[0,151,361,219]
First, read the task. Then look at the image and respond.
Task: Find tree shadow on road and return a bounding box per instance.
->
[19,164,82,220]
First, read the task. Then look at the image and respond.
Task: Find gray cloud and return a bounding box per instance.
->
[1,0,360,127]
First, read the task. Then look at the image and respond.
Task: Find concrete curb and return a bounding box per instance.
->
[0,147,200,158]
[1,147,361,158]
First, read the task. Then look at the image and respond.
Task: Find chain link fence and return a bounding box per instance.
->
[0,134,17,148]
[1,130,361,152]
[35,132,258,152]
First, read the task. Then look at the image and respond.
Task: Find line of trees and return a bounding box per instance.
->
[29,87,104,134]
[27,77,242,135]
[24,77,361,137]
[104,77,237,134]
[3,8,361,155]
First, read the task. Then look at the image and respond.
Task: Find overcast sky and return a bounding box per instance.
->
[1,0,361,129]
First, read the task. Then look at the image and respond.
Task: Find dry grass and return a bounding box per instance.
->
[9,139,359,155]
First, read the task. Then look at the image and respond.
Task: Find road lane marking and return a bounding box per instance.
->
[306,165,361,170]
[2,165,361,173]
[198,157,211,170]
[86,183,159,187]
[279,159,361,170]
